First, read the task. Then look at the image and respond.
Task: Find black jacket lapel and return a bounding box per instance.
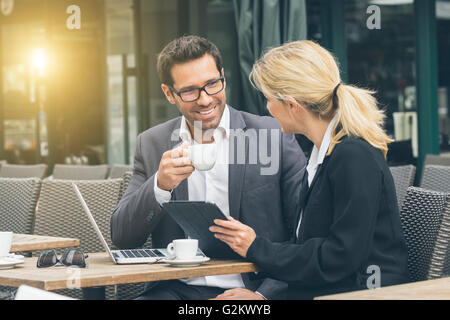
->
[305,162,325,200]
[294,160,327,240]
[294,169,309,237]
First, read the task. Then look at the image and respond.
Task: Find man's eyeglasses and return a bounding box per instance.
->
[170,77,225,102]
[37,249,88,268]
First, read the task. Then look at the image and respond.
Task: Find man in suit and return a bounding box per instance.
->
[110,35,306,300]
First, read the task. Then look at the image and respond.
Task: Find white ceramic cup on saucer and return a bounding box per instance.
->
[187,144,217,171]
[166,239,198,260]
[0,232,13,257]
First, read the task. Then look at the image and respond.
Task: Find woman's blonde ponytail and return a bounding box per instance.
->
[251,40,393,157]
[331,84,392,157]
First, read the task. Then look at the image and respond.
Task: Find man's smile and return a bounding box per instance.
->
[195,105,218,119]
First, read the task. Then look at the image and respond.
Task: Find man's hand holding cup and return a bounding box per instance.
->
[157,141,195,191]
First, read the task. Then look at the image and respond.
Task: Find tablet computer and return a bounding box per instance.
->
[162,201,241,259]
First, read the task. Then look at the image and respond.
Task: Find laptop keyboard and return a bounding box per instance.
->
[119,249,164,258]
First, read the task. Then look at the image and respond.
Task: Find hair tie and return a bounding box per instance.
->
[332,83,341,98]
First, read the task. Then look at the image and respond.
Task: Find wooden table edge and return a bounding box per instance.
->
[48,262,258,291]
[10,234,81,253]
[0,257,259,291]
[314,276,450,300]
[11,240,81,253]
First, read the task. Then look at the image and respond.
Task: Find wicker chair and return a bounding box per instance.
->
[113,170,153,300]
[421,154,450,184]
[420,165,450,193]
[119,171,133,199]
[0,178,42,234]
[52,164,110,180]
[400,187,450,282]
[389,165,416,211]
[424,154,450,167]
[32,178,123,299]
[109,165,133,179]
[0,178,42,300]
[0,164,48,179]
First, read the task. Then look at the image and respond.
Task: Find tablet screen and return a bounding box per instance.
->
[162,201,241,259]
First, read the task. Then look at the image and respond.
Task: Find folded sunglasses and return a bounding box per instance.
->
[37,248,88,268]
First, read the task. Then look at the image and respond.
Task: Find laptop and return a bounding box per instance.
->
[71,183,206,264]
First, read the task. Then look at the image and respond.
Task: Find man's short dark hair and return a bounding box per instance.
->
[157,35,223,86]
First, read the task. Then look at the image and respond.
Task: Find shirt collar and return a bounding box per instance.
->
[308,113,340,168]
[179,105,230,144]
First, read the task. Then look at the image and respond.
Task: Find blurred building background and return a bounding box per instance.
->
[0,0,449,174]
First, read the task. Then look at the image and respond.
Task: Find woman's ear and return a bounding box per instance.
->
[286,97,303,117]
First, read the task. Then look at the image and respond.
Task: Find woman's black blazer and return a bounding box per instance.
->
[247,136,411,299]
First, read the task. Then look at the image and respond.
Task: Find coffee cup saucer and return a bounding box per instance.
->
[6,253,24,260]
[0,255,24,270]
[161,256,210,267]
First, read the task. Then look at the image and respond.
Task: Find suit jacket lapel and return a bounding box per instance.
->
[173,179,188,200]
[295,160,327,241]
[228,107,247,221]
[294,169,309,238]
[305,162,325,201]
[169,118,189,201]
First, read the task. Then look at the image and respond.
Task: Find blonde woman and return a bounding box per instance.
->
[210,41,410,300]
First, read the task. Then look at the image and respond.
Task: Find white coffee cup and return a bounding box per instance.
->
[0,232,13,257]
[166,239,198,260]
[187,143,217,171]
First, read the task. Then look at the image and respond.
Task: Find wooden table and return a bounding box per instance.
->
[315,277,450,300]
[0,252,258,299]
[10,234,80,253]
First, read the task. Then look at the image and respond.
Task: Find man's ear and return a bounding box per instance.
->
[161,84,176,104]
[221,68,227,89]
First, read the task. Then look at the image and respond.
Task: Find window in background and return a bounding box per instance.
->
[306,0,323,43]
[138,0,239,128]
[205,0,241,109]
[1,20,45,164]
[138,0,180,129]
[105,0,138,165]
[437,0,450,154]
[138,0,309,128]
[127,54,138,164]
[345,0,417,164]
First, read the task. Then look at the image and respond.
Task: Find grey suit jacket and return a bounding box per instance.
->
[110,106,306,300]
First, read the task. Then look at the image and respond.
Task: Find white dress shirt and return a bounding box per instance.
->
[154,105,246,289]
[296,113,340,238]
